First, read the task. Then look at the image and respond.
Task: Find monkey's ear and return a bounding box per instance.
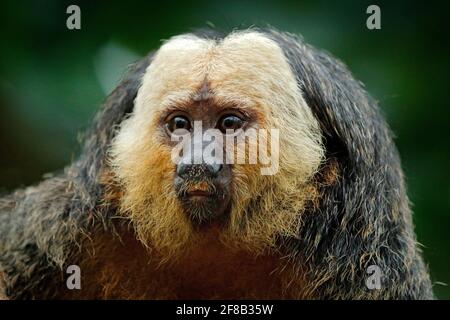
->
[68,52,154,216]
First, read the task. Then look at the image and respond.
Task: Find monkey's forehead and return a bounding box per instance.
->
[135,31,302,113]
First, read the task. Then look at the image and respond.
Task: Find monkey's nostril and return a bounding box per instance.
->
[177,163,189,178]
[176,163,223,179]
[208,163,222,177]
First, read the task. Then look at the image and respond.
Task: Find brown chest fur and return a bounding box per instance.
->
[61,226,306,299]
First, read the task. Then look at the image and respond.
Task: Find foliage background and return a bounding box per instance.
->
[0,0,449,298]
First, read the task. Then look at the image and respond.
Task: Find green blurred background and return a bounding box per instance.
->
[0,0,449,298]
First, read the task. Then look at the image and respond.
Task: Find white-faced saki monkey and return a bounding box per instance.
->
[0,28,434,299]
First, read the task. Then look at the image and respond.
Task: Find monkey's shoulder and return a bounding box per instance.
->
[0,175,79,299]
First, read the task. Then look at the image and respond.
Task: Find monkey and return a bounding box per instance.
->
[0,28,434,299]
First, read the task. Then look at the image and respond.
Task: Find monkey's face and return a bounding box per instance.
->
[167,104,237,225]
[110,31,324,257]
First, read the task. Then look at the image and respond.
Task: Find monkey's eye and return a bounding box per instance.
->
[218,115,244,133]
[166,116,191,133]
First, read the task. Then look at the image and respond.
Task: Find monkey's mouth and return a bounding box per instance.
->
[174,180,231,224]
[186,189,213,199]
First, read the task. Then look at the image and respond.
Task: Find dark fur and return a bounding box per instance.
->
[0,29,434,299]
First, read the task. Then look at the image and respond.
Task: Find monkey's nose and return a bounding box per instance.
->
[177,163,223,179]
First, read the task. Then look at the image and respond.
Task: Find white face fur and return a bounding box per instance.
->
[109,30,324,257]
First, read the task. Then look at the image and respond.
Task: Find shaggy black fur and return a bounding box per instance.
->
[267,29,433,299]
[0,53,154,299]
